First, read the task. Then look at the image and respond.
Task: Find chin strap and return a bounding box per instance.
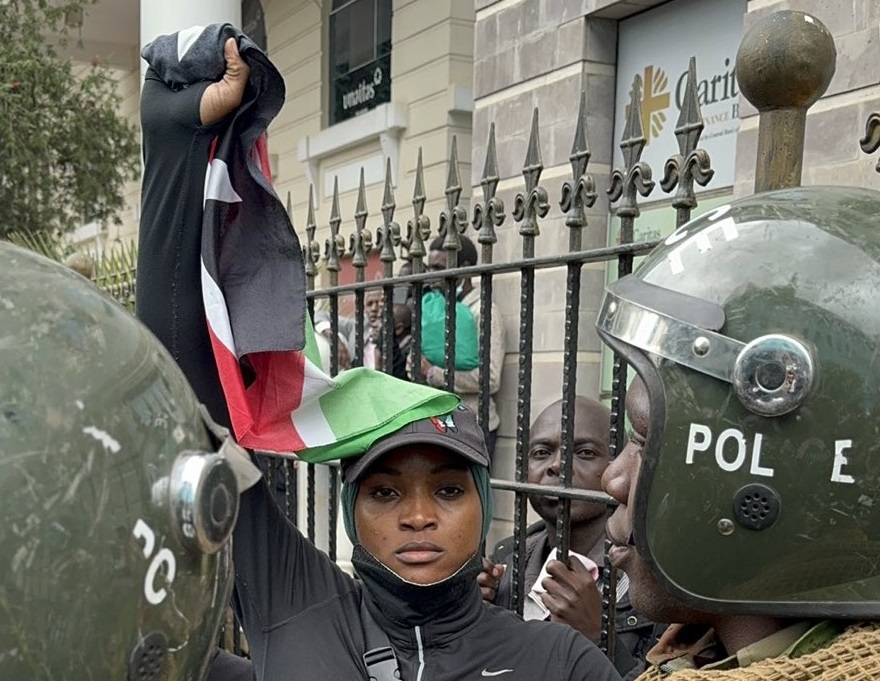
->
[359,596,401,681]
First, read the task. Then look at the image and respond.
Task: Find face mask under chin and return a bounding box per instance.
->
[352,544,484,625]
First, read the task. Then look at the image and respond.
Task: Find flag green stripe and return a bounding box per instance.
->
[296,368,459,462]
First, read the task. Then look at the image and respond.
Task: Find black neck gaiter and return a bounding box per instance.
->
[352,543,484,631]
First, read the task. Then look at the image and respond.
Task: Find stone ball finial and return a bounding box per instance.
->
[736,10,836,111]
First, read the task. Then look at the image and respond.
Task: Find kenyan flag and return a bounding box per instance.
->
[201,131,456,462]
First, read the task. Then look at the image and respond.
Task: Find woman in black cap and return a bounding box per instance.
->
[233,404,621,681]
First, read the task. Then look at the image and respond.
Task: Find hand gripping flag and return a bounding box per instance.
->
[143,24,456,461]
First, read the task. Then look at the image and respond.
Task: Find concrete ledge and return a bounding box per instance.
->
[297,102,409,199]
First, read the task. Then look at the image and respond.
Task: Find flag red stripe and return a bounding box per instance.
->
[205,322,306,452]
[253,133,272,183]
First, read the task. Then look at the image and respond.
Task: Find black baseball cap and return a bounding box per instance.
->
[342,405,490,483]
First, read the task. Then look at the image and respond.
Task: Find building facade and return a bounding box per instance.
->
[72,0,475,278]
[71,0,880,547]
[471,0,880,542]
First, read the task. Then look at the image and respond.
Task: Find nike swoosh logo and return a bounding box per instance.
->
[481,670,513,677]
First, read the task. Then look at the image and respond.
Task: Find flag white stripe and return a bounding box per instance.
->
[204,159,243,205]
[201,259,236,355]
[177,25,206,61]
[290,358,336,446]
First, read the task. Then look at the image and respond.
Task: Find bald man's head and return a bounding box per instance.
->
[527,396,611,526]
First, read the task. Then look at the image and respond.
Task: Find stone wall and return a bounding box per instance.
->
[735,0,880,196]
[474,0,880,548]
[266,0,476,272]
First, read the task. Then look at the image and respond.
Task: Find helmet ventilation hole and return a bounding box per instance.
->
[733,484,780,531]
[128,631,168,681]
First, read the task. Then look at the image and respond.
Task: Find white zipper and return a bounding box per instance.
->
[415,625,425,681]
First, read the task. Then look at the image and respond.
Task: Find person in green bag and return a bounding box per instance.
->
[414,234,506,458]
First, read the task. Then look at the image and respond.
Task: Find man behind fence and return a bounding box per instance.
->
[413,234,506,457]
[596,186,880,679]
[480,396,662,679]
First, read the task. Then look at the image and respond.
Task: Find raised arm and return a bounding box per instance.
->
[137,37,250,427]
[232,474,354,634]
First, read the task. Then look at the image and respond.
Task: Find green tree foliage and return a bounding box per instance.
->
[0,0,139,239]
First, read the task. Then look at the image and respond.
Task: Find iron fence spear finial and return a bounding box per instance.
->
[472,122,504,265]
[439,136,468,270]
[325,177,344,274]
[513,108,550,257]
[378,158,400,273]
[350,168,372,272]
[405,148,430,276]
[660,56,714,227]
[560,91,597,252]
[607,73,655,246]
[305,187,320,287]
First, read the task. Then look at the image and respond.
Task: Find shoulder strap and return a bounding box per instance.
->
[359,596,401,681]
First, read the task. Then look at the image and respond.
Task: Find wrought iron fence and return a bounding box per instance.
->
[92,240,138,312]
[293,51,721,657]
[90,8,880,666]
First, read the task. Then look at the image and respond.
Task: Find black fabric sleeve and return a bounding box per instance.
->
[557,632,624,681]
[137,70,231,427]
[205,649,255,681]
[232,477,356,632]
[610,639,640,678]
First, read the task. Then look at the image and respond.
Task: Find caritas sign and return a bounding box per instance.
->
[613,0,747,191]
[333,54,391,123]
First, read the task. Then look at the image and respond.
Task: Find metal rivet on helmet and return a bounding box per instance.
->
[717,518,735,536]
[692,336,711,357]
[732,334,815,417]
[164,452,240,554]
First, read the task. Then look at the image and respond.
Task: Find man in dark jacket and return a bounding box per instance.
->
[480,396,663,679]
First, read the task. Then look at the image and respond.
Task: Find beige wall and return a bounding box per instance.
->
[267,0,475,280]
[68,62,141,254]
[71,0,476,265]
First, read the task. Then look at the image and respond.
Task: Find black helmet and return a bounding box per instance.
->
[0,243,240,679]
